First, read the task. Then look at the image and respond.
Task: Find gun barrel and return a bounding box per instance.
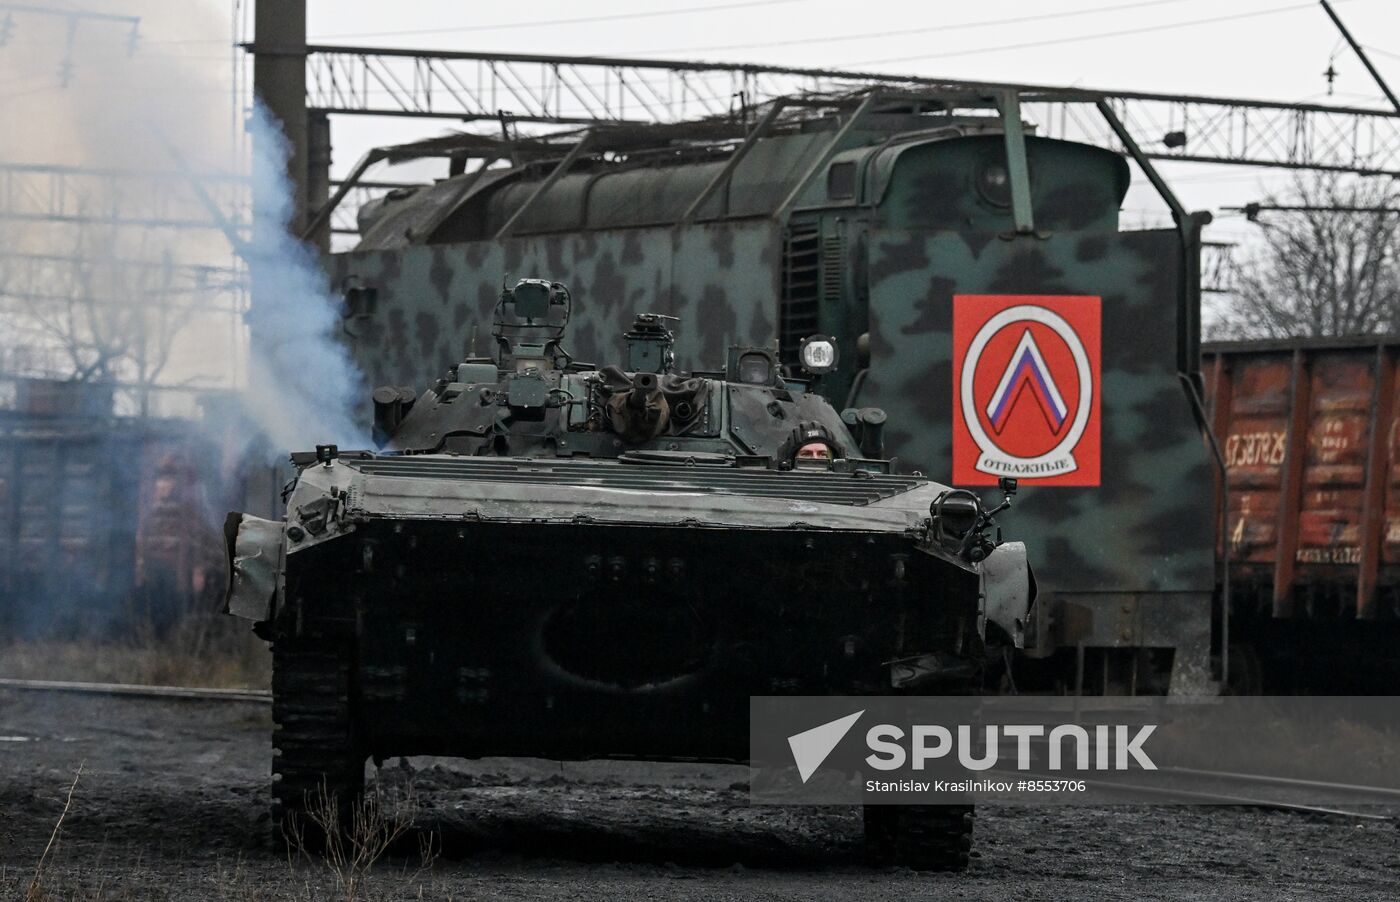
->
[627,372,659,411]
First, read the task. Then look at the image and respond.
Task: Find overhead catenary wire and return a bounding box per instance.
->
[1319,0,1400,114]
[627,0,1202,57]
[129,0,808,45]
[311,0,811,41]
[839,0,1352,68]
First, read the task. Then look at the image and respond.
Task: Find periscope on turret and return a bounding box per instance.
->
[222,279,1034,871]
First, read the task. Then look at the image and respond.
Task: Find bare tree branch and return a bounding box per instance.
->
[1214,173,1400,340]
[0,194,198,413]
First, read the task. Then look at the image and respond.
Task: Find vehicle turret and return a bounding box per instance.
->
[222,277,1035,873]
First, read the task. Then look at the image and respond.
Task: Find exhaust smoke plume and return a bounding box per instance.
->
[0,1,368,637]
[0,0,368,450]
[240,101,370,453]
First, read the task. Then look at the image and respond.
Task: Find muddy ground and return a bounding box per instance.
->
[1,689,1397,900]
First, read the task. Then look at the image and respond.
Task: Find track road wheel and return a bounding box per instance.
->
[271,638,364,845]
[863,804,974,872]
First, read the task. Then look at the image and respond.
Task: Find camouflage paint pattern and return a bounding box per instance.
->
[863,228,1214,595]
[861,227,1215,692]
[329,221,777,392]
[324,128,1217,691]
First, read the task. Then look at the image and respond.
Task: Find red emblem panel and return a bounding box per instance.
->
[952,295,1101,487]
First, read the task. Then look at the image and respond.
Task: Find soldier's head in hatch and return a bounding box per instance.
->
[788,421,838,468]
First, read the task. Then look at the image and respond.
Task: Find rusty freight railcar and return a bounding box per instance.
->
[1204,337,1400,690]
[0,381,231,637]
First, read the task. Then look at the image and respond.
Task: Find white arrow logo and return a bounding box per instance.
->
[787,710,864,783]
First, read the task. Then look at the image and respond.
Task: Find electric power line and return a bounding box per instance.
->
[840,0,1347,68]
[628,0,1203,58]
[310,0,810,41]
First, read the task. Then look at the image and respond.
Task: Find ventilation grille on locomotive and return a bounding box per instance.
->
[778,224,820,370]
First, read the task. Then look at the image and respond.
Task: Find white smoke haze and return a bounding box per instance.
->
[0,2,373,636]
[0,3,235,406]
[243,100,370,452]
[0,0,369,453]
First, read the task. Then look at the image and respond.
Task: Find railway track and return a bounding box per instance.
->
[0,677,271,703]
[1086,776,1395,822]
[1159,766,1400,800]
[1,678,1393,822]
[977,762,1396,822]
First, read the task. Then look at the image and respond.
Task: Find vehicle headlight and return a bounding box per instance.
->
[737,351,773,384]
[798,335,839,375]
[931,490,983,546]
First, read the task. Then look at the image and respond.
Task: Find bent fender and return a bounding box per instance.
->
[223,512,283,622]
[980,541,1034,648]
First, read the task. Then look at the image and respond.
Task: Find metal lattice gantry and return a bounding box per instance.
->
[303,46,854,125]
[0,252,247,315]
[1027,92,1400,176]
[294,46,1400,177]
[0,162,250,232]
[0,7,255,405]
[0,3,142,86]
[0,161,251,388]
[0,162,251,318]
[1201,243,1238,295]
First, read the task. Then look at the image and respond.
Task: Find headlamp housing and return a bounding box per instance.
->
[798,335,839,375]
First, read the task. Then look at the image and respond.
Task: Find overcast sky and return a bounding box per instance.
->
[55,0,1400,229]
[20,0,1400,296]
[295,1,1400,261]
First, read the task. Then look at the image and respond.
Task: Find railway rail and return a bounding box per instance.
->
[1087,776,1395,822]
[0,677,271,703]
[1160,766,1400,801]
[0,678,1392,822]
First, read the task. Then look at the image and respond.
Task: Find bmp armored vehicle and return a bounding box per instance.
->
[225,279,1034,870]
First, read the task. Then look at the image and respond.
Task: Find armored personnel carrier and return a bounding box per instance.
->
[225,279,1033,870]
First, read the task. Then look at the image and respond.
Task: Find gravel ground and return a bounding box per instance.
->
[2,689,1398,900]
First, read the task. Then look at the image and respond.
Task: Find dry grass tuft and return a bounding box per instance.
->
[25,764,83,902]
[287,780,435,902]
[12,772,445,902]
[0,615,269,689]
